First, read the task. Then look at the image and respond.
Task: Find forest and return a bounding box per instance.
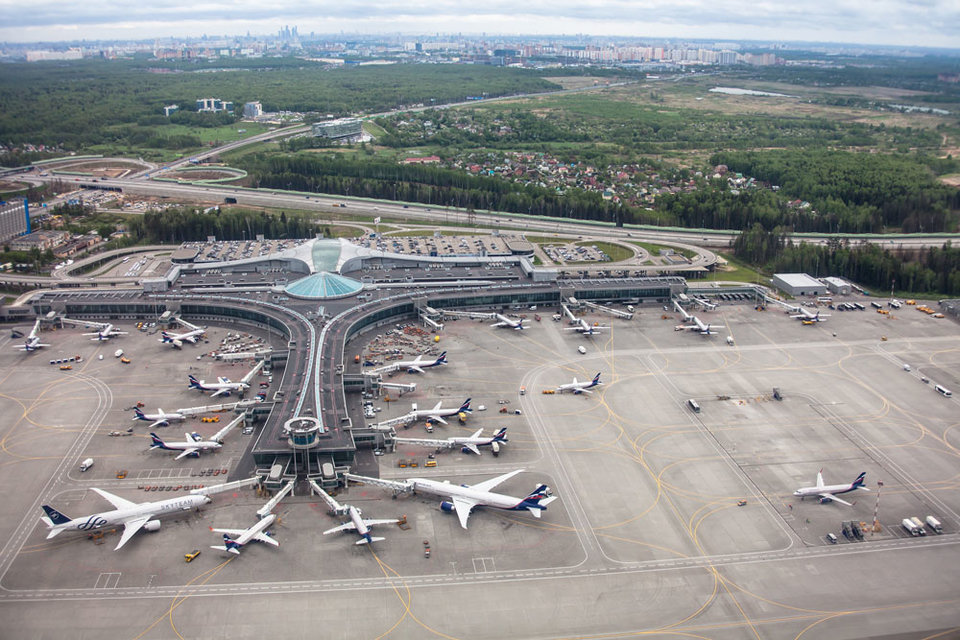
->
[0,60,558,158]
[710,150,960,233]
[734,224,960,296]
[127,207,317,244]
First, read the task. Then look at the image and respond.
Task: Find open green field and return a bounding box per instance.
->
[704,252,766,284]
[576,240,634,262]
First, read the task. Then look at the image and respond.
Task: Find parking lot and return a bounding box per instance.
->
[1,297,959,639]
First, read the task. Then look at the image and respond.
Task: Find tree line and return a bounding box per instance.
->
[128,207,316,243]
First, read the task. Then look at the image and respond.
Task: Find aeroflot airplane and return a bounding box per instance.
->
[793,470,869,506]
[188,374,249,398]
[410,398,471,425]
[396,351,447,373]
[14,319,50,352]
[491,314,526,330]
[556,373,602,395]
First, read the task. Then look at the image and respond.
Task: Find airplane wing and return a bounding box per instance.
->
[212,528,247,537]
[91,487,138,511]
[819,493,853,506]
[210,388,229,398]
[431,415,448,425]
[393,437,453,449]
[253,532,279,546]
[323,522,358,535]
[578,388,594,395]
[462,443,481,455]
[452,496,478,529]
[148,419,168,428]
[115,516,150,550]
[471,468,525,493]
[408,365,425,374]
[363,518,400,527]
[816,470,824,489]
[174,448,200,460]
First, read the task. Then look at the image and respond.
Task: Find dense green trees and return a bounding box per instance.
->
[711,150,960,233]
[127,207,316,243]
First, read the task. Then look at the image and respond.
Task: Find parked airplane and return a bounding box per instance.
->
[313,483,399,545]
[344,469,557,529]
[159,319,207,348]
[133,407,186,428]
[39,478,258,550]
[210,482,291,555]
[61,318,129,341]
[396,351,447,373]
[394,427,508,455]
[149,432,224,460]
[564,317,609,336]
[410,398,471,425]
[188,374,249,398]
[675,315,723,336]
[212,514,278,555]
[790,306,830,323]
[793,470,869,506]
[14,319,49,352]
[556,373,602,395]
[491,314,526,330]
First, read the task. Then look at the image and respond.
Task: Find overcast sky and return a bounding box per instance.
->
[0,0,957,48]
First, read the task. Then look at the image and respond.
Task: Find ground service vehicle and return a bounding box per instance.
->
[926,516,943,534]
[910,517,927,535]
[687,399,701,413]
[902,518,923,536]
[79,458,94,472]
[935,385,952,397]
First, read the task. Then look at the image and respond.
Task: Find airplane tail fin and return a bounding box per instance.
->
[41,505,71,526]
[216,534,242,554]
[459,398,472,413]
[160,332,172,343]
[133,408,146,420]
[494,427,508,441]
[149,433,165,448]
[524,484,554,505]
[853,472,867,488]
[592,372,601,385]
[188,375,201,388]
[435,351,447,365]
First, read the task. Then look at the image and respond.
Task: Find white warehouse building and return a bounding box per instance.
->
[823,276,852,296]
[772,273,825,296]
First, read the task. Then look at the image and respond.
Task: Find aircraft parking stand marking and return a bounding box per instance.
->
[93,572,120,589]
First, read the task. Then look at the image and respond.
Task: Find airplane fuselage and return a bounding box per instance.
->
[409,478,536,512]
[47,495,209,536]
[794,482,861,500]
[234,514,276,546]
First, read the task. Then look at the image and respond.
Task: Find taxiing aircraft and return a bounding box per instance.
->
[39,478,259,550]
[790,306,830,323]
[410,398,471,425]
[188,374,249,398]
[313,483,399,545]
[133,407,186,428]
[556,372,602,395]
[396,351,447,374]
[793,470,869,506]
[345,469,557,529]
[159,319,207,348]
[491,314,526,330]
[14,319,50,352]
[394,427,508,456]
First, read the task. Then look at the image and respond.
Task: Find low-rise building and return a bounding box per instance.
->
[772,273,825,297]
[311,118,362,140]
[823,276,852,296]
[8,230,69,253]
[196,98,233,113]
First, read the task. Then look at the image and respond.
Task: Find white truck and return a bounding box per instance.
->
[926,515,943,534]
[79,458,94,472]
[901,518,923,536]
[910,517,928,535]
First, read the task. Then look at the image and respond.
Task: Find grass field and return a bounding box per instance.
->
[576,240,634,262]
[704,252,766,284]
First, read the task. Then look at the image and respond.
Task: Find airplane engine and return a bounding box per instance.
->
[439,501,456,513]
[143,520,162,532]
[818,496,832,504]
[461,446,472,454]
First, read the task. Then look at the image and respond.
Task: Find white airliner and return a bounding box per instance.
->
[793,470,869,506]
[410,398,471,425]
[39,478,258,550]
[314,484,399,545]
[675,315,723,336]
[344,469,557,529]
[210,483,291,555]
[132,407,186,428]
[564,317,609,336]
[394,427,508,455]
[396,351,447,373]
[556,372,603,395]
[149,432,222,460]
[62,319,128,341]
[790,307,830,323]
[14,319,50,352]
[211,513,279,555]
[188,374,249,398]
[159,318,207,348]
[491,314,526,330]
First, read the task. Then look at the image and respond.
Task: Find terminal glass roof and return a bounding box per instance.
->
[284,272,362,300]
[311,238,342,273]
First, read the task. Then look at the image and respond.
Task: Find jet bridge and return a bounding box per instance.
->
[378,381,417,395]
[175,399,261,416]
[256,480,294,518]
[369,412,416,430]
[581,300,634,320]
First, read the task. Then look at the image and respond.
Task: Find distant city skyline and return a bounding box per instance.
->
[0,0,958,49]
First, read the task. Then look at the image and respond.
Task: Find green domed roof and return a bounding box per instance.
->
[284,271,362,300]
